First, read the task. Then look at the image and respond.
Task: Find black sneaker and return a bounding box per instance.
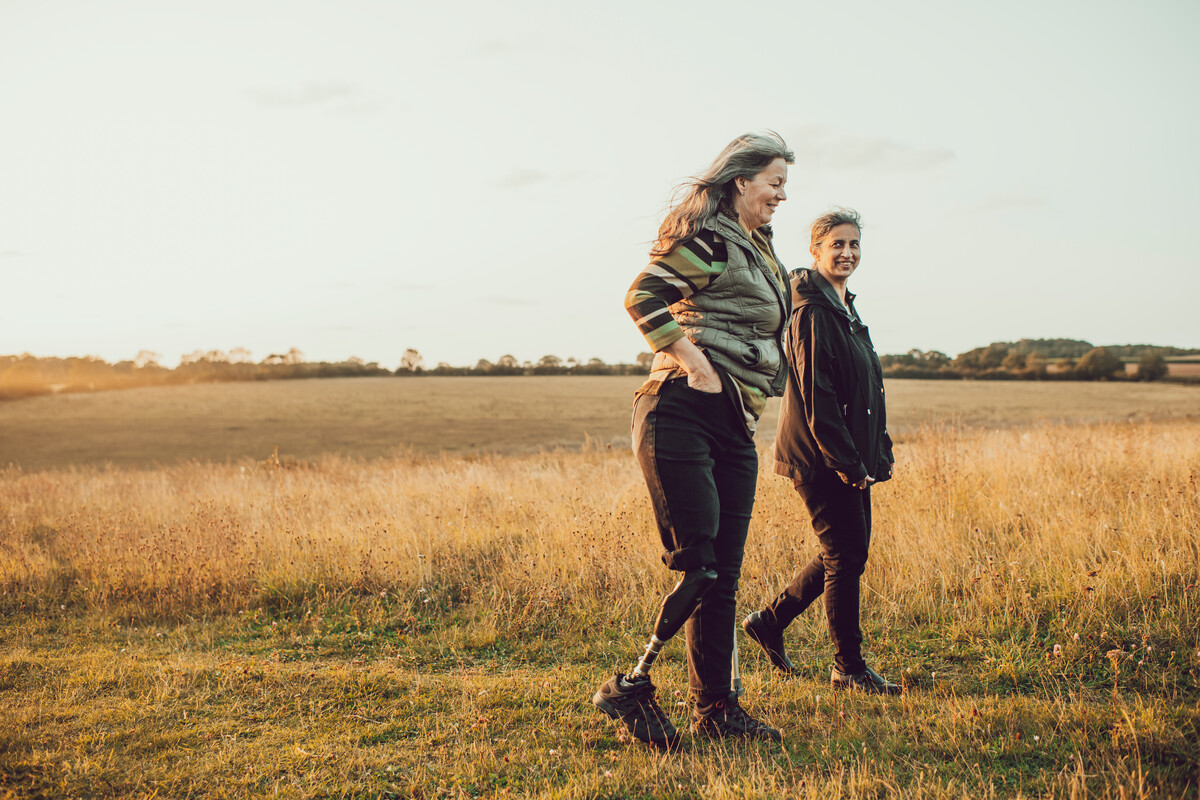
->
[742,611,797,675]
[830,665,902,695]
[692,693,782,742]
[592,673,680,750]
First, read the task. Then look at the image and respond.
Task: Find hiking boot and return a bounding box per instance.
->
[830,665,902,695]
[742,611,797,675]
[692,692,782,742]
[592,673,680,750]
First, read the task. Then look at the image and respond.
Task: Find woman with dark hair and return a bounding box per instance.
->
[591,131,793,748]
[742,208,901,695]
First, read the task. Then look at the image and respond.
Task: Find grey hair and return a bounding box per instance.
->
[809,207,862,259]
[652,130,795,258]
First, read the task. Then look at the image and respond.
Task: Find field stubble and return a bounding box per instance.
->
[1,410,1199,797]
[4,376,1200,471]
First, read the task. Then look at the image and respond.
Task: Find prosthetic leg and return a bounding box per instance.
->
[629,567,718,679]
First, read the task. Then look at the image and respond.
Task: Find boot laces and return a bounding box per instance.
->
[721,698,758,730]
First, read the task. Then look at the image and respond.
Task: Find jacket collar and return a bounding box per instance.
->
[792,267,857,320]
[706,212,790,311]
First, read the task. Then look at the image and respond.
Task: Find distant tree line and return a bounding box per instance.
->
[394,349,652,377]
[3,339,1197,401]
[0,349,391,401]
[0,348,653,400]
[880,339,1200,382]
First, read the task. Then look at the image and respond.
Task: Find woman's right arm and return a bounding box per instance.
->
[793,309,870,486]
[661,337,721,393]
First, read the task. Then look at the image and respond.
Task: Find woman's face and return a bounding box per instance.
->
[812,223,862,285]
[734,157,788,230]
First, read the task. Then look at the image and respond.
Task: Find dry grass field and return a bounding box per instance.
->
[2,379,1199,798]
[3,376,1200,471]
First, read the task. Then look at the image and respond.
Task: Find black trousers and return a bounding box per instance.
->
[763,471,872,674]
[632,378,758,700]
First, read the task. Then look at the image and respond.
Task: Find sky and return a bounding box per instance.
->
[2,0,1198,369]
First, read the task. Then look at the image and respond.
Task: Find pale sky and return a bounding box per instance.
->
[3,0,1198,368]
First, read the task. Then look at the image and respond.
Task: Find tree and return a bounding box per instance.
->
[399,348,424,372]
[133,350,162,369]
[534,354,566,375]
[1001,350,1025,371]
[1137,352,1169,381]
[179,350,207,366]
[955,342,1022,372]
[474,359,494,373]
[1074,347,1123,380]
[918,350,951,369]
[228,347,254,364]
[636,352,655,371]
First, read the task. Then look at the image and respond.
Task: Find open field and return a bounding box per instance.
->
[3,376,1200,471]
[2,384,1199,798]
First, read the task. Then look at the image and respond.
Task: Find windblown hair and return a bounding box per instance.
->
[809,207,862,260]
[651,131,794,258]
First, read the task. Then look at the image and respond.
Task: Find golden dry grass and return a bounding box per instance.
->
[1,410,1198,797]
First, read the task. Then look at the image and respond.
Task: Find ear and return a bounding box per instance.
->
[809,243,820,260]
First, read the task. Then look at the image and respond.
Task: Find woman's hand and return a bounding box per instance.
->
[663,337,723,394]
[685,362,723,393]
[853,475,876,490]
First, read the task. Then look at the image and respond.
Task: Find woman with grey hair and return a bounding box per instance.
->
[591,131,793,748]
[742,208,901,695]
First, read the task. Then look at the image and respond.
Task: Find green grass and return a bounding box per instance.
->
[3,599,1196,799]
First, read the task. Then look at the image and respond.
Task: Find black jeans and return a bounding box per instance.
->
[763,471,872,674]
[632,378,758,700]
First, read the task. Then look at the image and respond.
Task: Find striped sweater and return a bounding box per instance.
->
[624,226,783,422]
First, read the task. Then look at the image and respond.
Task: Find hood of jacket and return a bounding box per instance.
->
[790,267,855,319]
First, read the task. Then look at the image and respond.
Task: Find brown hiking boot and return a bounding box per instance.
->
[692,692,782,742]
[830,665,902,695]
[742,611,797,675]
[592,673,680,750]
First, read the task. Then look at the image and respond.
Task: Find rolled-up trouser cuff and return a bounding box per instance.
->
[661,543,717,572]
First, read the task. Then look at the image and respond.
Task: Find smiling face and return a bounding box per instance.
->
[811,223,862,287]
[733,157,788,231]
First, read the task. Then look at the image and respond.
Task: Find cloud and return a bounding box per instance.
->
[250,82,357,109]
[787,125,954,172]
[489,168,551,190]
[969,193,1046,214]
[0,250,31,258]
